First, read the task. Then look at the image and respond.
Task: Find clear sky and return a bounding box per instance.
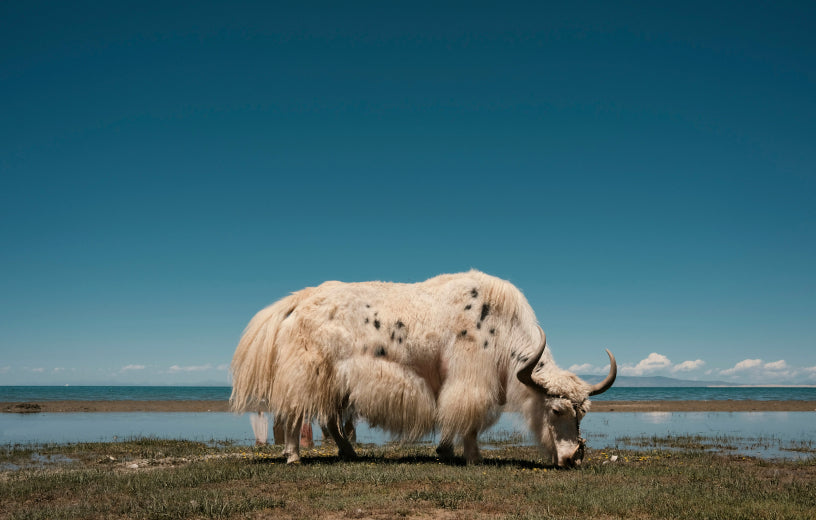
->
[1,1,814,386]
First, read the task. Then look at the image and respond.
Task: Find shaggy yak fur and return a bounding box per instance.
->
[231,270,616,467]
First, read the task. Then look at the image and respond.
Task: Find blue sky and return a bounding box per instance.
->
[1,1,814,386]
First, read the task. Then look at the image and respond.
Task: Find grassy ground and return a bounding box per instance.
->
[1,438,814,520]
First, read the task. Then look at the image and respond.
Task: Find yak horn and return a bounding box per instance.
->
[588,349,617,396]
[516,342,547,393]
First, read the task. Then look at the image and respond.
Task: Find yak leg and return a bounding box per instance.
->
[282,415,303,464]
[343,416,356,442]
[435,437,455,460]
[325,415,357,460]
[463,430,483,464]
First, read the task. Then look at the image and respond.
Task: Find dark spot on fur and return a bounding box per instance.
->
[362,346,368,353]
[374,319,381,329]
[471,288,479,298]
[519,356,529,363]
[460,330,467,336]
[511,350,516,358]
[284,307,295,319]
[480,303,490,321]
[464,304,472,310]
[476,322,481,329]
[390,331,395,340]
[365,304,370,308]
[398,338,403,344]
[375,346,386,357]
[489,328,496,335]
[484,341,489,348]
[365,318,369,324]
[396,320,405,329]
[537,361,545,369]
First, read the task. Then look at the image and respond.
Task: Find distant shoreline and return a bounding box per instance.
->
[3,400,815,414]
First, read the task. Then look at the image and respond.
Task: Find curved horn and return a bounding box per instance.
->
[516,341,547,393]
[588,349,617,396]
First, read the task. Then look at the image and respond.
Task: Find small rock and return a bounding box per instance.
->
[127,463,139,469]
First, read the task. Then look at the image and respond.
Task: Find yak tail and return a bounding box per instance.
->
[230,289,313,414]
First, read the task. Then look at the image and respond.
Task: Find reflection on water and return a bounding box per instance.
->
[638,412,673,424]
[1,412,813,460]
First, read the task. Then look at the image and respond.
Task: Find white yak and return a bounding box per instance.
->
[231,270,616,467]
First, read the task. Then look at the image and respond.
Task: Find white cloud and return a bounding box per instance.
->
[31,367,44,373]
[169,364,213,373]
[623,353,673,376]
[671,359,705,373]
[720,359,764,375]
[577,353,813,384]
[568,363,601,374]
[52,367,66,373]
[763,360,788,371]
[121,364,146,371]
[715,358,816,384]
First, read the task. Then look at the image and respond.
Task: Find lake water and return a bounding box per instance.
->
[0,386,816,402]
[2,385,816,402]
[2,411,813,460]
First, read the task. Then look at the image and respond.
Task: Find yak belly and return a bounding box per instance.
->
[338,356,437,441]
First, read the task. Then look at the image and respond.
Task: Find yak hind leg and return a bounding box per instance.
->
[325,415,357,460]
[435,436,455,460]
[282,415,303,464]
[462,430,483,464]
[343,416,356,442]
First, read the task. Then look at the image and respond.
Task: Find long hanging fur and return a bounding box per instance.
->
[230,287,318,413]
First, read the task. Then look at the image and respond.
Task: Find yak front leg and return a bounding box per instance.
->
[462,430,483,464]
[282,415,304,464]
[325,414,357,460]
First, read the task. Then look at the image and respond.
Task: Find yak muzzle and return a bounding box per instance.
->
[558,438,586,468]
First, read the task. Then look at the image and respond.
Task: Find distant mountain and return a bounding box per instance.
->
[579,374,733,387]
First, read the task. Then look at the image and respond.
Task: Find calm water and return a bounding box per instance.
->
[2,385,816,402]
[1,411,813,460]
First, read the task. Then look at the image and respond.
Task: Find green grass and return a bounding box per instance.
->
[1,438,814,519]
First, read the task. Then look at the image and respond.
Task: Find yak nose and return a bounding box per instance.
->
[559,439,586,468]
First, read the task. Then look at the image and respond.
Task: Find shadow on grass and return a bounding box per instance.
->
[250,453,552,470]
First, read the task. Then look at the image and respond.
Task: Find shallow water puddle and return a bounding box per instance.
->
[1,411,813,460]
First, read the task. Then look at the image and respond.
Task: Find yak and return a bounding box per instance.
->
[230,270,616,467]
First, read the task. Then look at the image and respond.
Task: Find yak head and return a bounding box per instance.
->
[517,336,616,468]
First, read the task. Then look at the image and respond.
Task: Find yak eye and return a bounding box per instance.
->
[551,408,564,416]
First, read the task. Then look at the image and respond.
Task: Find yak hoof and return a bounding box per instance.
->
[286,454,301,465]
[435,445,454,459]
[339,450,358,461]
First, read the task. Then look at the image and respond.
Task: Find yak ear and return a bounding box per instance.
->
[516,337,548,393]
